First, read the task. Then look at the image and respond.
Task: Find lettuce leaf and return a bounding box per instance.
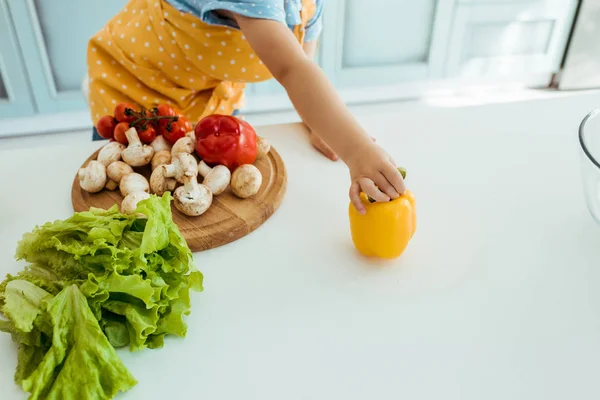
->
[21,285,137,400]
[1,280,53,333]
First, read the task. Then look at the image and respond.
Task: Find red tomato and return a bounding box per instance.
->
[154,104,176,130]
[179,116,192,132]
[114,103,137,123]
[138,125,157,144]
[96,115,117,139]
[162,121,188,144]
[114,122,130,145]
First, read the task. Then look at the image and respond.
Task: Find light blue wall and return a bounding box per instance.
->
[0,0,35,118]
[6,0,125,114]
[0,0,580,121]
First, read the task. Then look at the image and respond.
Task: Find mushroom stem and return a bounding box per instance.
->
[122,127,154,167]
[197,161,212,177]
[162,153,198,183]
[125,127,142,147]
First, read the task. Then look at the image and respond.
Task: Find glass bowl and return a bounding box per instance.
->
[579,109,600,223]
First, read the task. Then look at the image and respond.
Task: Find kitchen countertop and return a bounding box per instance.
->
[2,92,600,400]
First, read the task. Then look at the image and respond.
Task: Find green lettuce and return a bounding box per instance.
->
[0,193,204,399]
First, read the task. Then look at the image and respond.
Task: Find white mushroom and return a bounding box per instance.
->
[151,150,172,171]
[121,192,151,215]
[171,135,195,157]
[122,127,154,167]
[150,165,177,196]
[163,153,198,183]
[105,161,134,191]
[256,136,270,159]
[173,176,212,216]
[150,135,172,153]
[78,160,107,193]
[231,164,262,199]
[120,173,150,197]
[97,142,126,167]
[186,131,197,148]
[198,161,231,195]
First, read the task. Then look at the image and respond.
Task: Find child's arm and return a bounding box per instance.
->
[234,15,405,213]
[301,40,339,161]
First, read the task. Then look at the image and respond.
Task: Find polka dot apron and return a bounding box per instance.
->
[86,0,316,126]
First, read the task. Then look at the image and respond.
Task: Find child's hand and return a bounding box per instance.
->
[346,142,406,215]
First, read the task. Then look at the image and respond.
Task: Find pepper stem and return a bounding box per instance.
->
[367,167,407,203]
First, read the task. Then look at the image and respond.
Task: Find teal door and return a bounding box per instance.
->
[7,0,125,114]
[0,0,35,118]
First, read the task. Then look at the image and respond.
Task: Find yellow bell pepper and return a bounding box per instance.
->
[348,168,416,259]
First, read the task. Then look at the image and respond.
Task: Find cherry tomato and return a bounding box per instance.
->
[179,116,193,132]
[155,104,177,130]
[96,115,117,139]
[138,125,157,144]
[114,103,137,123]
[162,120,188,144]
[114,122,130,145]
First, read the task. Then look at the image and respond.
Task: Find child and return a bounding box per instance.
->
[85,0,405,214]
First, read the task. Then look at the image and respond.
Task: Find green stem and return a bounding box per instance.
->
[367,167,407,203]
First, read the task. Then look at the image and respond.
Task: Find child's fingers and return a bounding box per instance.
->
[382,163,406,194]
[349,181,365,214]
[372,172,399,200]
[359,177,390,203]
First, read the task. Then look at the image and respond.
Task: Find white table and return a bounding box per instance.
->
[3,93,600,400]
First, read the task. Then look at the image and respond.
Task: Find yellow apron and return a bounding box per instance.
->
[87,0,316,126]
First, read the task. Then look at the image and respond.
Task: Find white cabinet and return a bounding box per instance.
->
[0,0,581,132]
[444,1,578,83]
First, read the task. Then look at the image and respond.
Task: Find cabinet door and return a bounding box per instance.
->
[321,0,454,88]
[0,0,35,118]
[6,0,124,113]
[445,1,578,82]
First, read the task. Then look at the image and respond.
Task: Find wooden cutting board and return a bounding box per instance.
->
[72,146,287,252]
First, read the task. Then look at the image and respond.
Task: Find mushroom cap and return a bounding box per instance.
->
[173,178,213,216]
[106,161,134,183]
[120,173,150,197]
[171,136,195,156]
[121,192,151,215]
[122,145,154,167]
[231,164,262,198]
[151,150,172,171]
[150,135,173,153]
[122,128,155,167]
[150,166,177,196]
[97,142,126,166]
[79,160,107,193]
[201,163,231,195]
[256,136,270,159]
